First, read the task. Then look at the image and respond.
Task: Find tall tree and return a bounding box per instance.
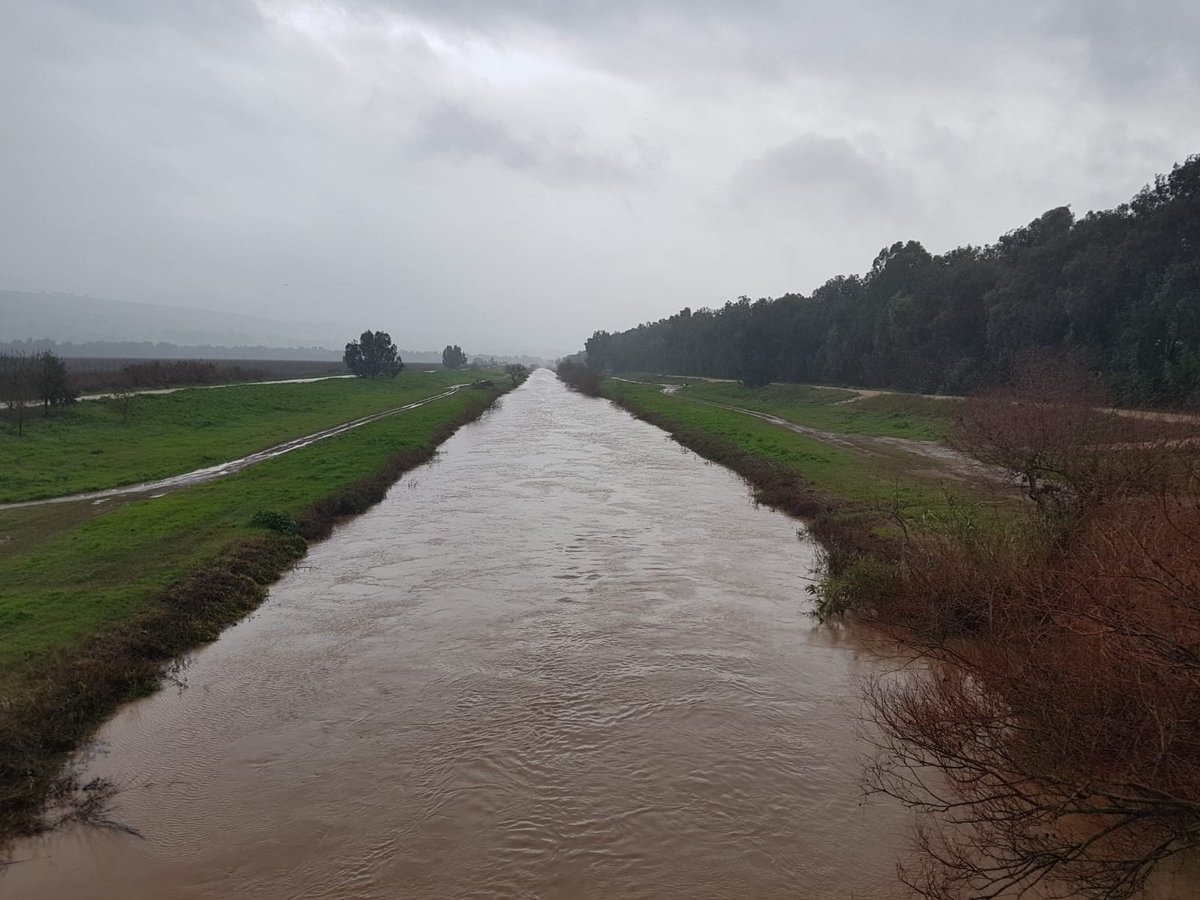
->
[344,331,403,378]
[442,344,467,369]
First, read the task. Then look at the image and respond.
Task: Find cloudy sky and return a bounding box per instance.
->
[3,1,1199,357]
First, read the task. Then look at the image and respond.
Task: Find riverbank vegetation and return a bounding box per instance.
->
[662,379,961,442]
[569,360,1200,897]
[584,154,1200,408]
[864,362,1200,899]
[0,380,509,845]
[0,371,471,503]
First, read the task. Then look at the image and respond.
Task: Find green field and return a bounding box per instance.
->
[0,372,512,839]
[602,378,1009,526]
[0,371,472,503]
[0,386,502,678]
[623,376,962,441]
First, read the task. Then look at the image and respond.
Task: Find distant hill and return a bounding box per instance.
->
[0,337,459,364]
[0,291,342,349]
[0,292,538,365]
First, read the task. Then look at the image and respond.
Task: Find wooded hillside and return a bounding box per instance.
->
[587,155,1200,406]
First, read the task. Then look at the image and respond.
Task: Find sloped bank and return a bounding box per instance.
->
[575,368,1200,898]
[0,383,512,846]
[573,373,916,612]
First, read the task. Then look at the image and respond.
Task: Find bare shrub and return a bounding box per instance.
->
[868,356,1200,898]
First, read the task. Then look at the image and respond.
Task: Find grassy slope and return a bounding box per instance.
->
[628,377,962,441]
[0,371,470,503]
[602,378,1007,527]
[0,387,499,680]
[0,381,510,840]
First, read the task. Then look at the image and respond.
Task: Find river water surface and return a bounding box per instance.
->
[4,369,912,898]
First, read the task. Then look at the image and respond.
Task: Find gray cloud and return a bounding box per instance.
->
[409,103,638,184]
[733,135,899,214]
[1,1,1198,357]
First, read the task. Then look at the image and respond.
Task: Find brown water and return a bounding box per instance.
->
[2,369,912,899]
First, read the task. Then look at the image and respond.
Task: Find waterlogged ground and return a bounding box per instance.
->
[4,369,913,899]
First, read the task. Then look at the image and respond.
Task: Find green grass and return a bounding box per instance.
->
[668,380,961,441]
[605,380,978,513]
[0,387,500,677]
[0,371,474,503]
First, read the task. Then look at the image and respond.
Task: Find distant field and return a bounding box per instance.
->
[65,357,348,393]
[63,356,344,375]
[0,370,471,503]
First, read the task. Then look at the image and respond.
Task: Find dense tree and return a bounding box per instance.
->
[441,344,467,369]
[504,363,529,386]
[0,352,36,435]
[0,351,78,432]
[344,330,403,378]
[585,154,1200,407]
[33,351,77,414]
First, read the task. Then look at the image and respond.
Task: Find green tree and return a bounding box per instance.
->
[34,351,77,415]
[504,363,529,386]
[344,330,403,378]
[442,344,468,369]
[0,352,36,435]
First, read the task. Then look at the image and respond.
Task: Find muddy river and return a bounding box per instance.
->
[3,369,913,898]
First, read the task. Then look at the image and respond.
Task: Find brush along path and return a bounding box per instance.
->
[0,385,468,510]
[0,381,512,843]
[0,371,472,504]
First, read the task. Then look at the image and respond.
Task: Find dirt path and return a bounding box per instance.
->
[612,380,1011,489]
[688,396,1011,487]
[0,385,468,511]
[78,374,355,402]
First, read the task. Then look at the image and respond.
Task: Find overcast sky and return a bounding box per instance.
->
[3,1,1199,357]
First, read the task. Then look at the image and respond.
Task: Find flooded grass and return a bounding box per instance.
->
[0,370,473,504]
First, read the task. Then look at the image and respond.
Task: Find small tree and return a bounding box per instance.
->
[34,351,78,415]
[0,352,36,435]
[344,330,403,378]
[108,373,138,424]
[442,344,468,369]
[504,363,529,386]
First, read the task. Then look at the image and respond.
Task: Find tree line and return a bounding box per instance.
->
[0,351,78,434]
[585,154,1200,407]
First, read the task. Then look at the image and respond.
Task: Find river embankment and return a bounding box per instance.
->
[3,368,912,899]
[0,376,512,844]
[586,370,1200,897]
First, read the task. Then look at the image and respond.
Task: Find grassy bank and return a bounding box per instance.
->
[0,370,471,503]
[599,369,1200,895]
[0,381,510,841]
[603,378,1000,519]
[653,377,961,441]
[597,376,1020,620]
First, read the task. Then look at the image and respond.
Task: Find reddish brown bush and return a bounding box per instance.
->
[869,358,1200,898]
